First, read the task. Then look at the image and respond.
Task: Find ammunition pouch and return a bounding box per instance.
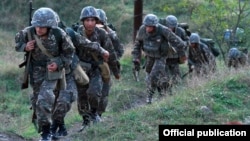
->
[79,61,92,72]
[47,68,64,80]
[73,63,89,86]
[47,68,66,90]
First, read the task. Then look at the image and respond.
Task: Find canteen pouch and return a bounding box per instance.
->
[73,63,89,86]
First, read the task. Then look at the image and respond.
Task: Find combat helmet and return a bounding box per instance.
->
[228,48,240,59]
[31,7,57,27]
[96,9,107,25]
[54,12,60,24]
[190,33,200,44]
[80,6,99,21]
[166,15,178,28]
[143,14,159,27]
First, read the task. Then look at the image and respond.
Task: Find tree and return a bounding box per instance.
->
[190,0,250,63]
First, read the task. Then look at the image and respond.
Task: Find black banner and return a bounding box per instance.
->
[159,125,250,140]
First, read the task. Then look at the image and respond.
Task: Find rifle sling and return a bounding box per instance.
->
[34,35,54,58]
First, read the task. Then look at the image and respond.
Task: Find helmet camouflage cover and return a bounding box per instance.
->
[80,6,99,21]
[166,15,178,28]
[190,33,200,43]
[96,8,107,25]
[31,7,57,27]
[143,14,159,27]
[228,48,240,59]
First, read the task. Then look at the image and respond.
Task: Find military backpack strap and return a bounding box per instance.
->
[52,28,63,51]
[34,35,54,58]
[65,27,77,44]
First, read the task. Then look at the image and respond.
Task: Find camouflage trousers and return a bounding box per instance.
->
[30,65,76,131]
[77,68,103,120]
[52,74,77,124]
[165,62,181,85]
[97,79,112,116]
[145,56,168,95]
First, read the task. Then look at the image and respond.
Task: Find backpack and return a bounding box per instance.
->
[159,18,191,37]
[177,23,191,36]
[200,38,220,57]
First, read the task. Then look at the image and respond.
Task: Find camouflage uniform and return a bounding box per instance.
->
[96,9,124,59]
[131,14,185,104]
[76,6,120,128]
[50,12,108,139]
[15,7,74,141]
[227,47,248,69]
[162,15,189,87]
[188,33,216,76]
[96,8,124,117]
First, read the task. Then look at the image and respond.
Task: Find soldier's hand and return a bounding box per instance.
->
[179,56,187,64]
[25,40,36,51]
[102,50,109,62]
[47,62,58,72]
[114,73,120,80]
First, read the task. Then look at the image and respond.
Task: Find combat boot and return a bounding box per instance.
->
[50,120,59,140]
[146,88,154,104]
[57,121,68,137]
[90,109,102,123]
[78,116,90,132]
[40,125,51,141]
[146,94,152,104]
[92,113,102,123]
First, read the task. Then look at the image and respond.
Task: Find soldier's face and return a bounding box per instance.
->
[190,43,197,48]
[35,27,48,37]
[145,26,155,33]
[83,18,96,32]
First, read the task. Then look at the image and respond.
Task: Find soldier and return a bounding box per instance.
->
[188,33,216,76]
[50,12,109,140]
[227,47,248,69]
[15,7,75,141]
[95,8,124,119]
[131,14,186,104]
[96,8,124,60]
[76,6,120,131]
[163,15,189,88]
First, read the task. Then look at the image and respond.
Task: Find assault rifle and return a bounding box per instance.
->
[19,0,34,89]
[132,61,140,82]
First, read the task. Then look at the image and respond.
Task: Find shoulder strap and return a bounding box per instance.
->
[32,28,63,58]
[34,35,54,58]
[65,27,77,44]
[52,28,63,49]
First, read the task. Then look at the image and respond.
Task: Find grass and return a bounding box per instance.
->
[1,30,250,140]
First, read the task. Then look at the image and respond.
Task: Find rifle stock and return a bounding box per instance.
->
[21,52,31,89]
[132,61,140,82]
[19,60,26,68]
[20,0,33,89]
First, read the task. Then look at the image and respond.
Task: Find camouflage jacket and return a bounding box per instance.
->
[167,26,189,59]
[77,25,120,76]
[15,26,74,72]
[132,24,185,61]
[188,42,214,66]
[105,25,124,59]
